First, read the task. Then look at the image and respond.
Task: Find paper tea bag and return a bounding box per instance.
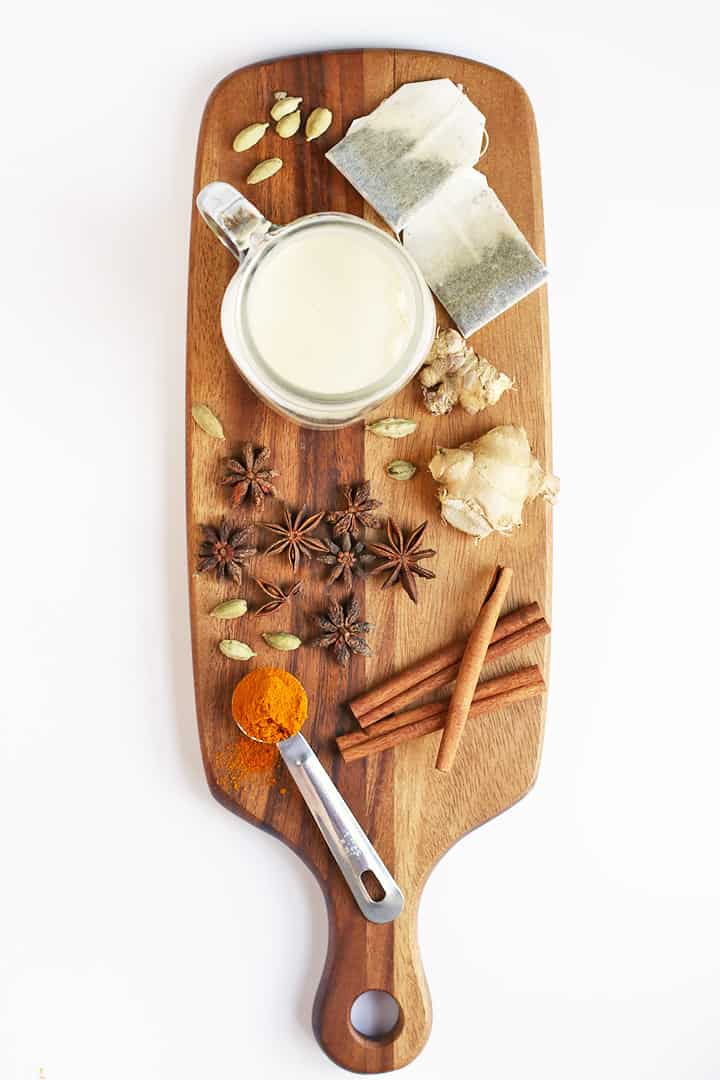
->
[403,169,548,336]
[326,78,486,233]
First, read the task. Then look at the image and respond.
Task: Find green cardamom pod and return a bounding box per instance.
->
[270,95,302,121]
[276,109,301,138]
[386,459,417,481]
[305,106,333,141]
[262,631,302,651]
[232,122,269,152]
[246,157,283,185]
[191,403,225,439]
[210,599,248,619]
[218,640,256,661]
[367,417,417,439]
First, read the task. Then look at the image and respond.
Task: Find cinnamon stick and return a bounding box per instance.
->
[436,566,514,772]
[349,601,543,728]
[339,671,545,764]
[354,616,550,728]
[337,666,542,754]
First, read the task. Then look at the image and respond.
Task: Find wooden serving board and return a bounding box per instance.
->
[187,49,551,1073]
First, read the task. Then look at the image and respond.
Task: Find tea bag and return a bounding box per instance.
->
[326,78,486,233]
[403,169,548,336]
[326,78,547,335]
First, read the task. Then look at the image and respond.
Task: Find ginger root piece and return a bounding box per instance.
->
[418,328,512,415]
[428,425,559,539]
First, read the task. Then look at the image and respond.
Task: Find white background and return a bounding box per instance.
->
[1,3,719,1078]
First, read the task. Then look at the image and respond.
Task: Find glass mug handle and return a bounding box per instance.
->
[196,181,272,261]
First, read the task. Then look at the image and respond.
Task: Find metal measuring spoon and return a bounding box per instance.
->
[239,722,404,924]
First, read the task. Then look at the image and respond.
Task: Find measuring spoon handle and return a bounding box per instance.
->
[279,733,404,924]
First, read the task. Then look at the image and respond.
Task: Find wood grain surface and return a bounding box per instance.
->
[186,48,552,1073]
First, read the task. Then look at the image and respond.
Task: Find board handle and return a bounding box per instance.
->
[312,887,432,1072]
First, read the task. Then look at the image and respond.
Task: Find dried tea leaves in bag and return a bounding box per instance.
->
[326,78,547,334]
[326,78,486,233]
[403,169,547,336]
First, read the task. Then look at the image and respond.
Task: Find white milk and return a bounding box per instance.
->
[244,223,417,396]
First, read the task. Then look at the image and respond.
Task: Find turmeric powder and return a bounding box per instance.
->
[232,667,308,744]
[214,736,278,790]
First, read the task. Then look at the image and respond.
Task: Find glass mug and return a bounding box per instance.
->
[196,182,436,429]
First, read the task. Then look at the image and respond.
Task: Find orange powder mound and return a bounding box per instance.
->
[232,668,308,744]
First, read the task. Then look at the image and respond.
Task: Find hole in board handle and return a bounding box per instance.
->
[360,869,386,902]
[350,990,402,1041]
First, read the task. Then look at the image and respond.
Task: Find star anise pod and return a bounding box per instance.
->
[317,533,376,589]
[262,505,326,574]
[366,519,437,603]
[253,578,303,616]
[197,519,257,584]
[326,482,383,539]
[221,442,279,510]
[310,596,373,666]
